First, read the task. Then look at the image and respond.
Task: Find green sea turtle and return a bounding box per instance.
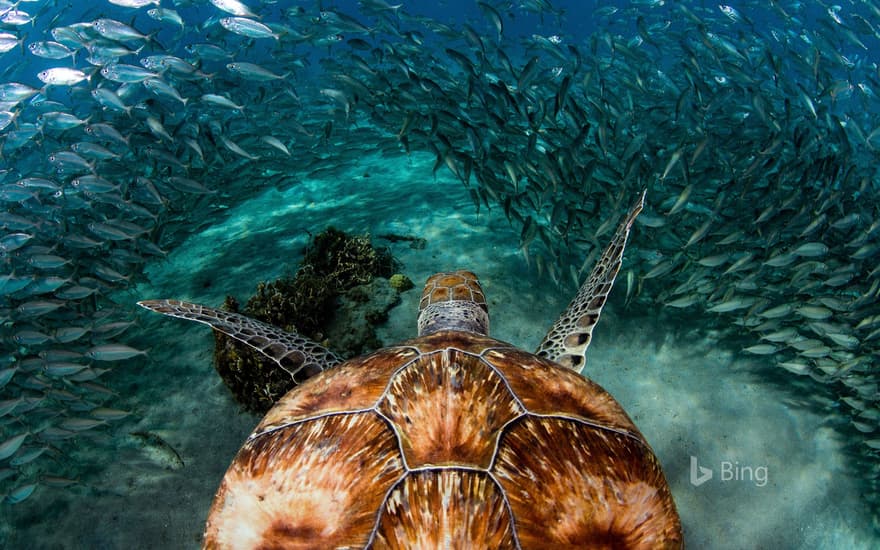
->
[138,191,682,549]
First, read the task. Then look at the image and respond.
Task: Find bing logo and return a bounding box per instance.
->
[690,456,768,487]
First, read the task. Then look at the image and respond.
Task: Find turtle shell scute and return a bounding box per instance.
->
[204,412,404,549]
[255,346,420,433]
[482,346,641,436]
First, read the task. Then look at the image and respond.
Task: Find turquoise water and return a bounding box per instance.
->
[1,0,879,547]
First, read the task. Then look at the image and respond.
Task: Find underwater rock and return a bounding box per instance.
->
[389,274,415,292]
[325,278,403,357]
[301,227,398,290]
[213,228,406,413]
[244,275,335,338]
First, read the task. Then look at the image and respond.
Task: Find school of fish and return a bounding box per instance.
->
[0,0,879,529]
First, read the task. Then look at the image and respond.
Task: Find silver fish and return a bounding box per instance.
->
[226,61,288,81]
[220,17,279,40]
[100,63,159,83]
[91,19,153,42]
[0,432,28,461]
[0,32,23,53]
[210,0,258,17]
[85,344,149,361]
[37,67,88,86]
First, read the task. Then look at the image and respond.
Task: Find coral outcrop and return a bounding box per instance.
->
[212,228,409,413]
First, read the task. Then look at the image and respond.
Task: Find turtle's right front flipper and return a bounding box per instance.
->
[535,190,645,372]
[137,299,342,381]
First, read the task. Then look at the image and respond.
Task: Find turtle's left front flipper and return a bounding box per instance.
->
[137,299,342,382]
[535,190,645,372]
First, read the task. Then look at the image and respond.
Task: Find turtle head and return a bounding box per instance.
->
[417,271,490,336]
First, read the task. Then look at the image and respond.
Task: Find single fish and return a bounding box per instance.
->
[200,93,244,110]
[0,432,28,461]
[5,483,37,504]
[147,8,185,30]
[108,0,160,6]
[220,17,279,40]
[226,61,288,81]
[85,344,149,361]
[90,88,132,115]
[130,431,184,470]
[28,41,76,61]
[210,0,258,18]
[92,19,153,42]
[37,67,89,86]
[142,78,188,105]
[0,32,23,53]
[791,242,829,258]
[100,63,159,83]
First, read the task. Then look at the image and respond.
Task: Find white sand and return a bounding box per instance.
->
[3,151,874,548]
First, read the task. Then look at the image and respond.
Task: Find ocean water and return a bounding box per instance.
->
[1,0,879,548]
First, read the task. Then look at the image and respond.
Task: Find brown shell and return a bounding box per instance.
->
[204,331,682,549]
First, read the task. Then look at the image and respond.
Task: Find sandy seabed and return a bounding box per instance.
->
[4,152,875,549]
